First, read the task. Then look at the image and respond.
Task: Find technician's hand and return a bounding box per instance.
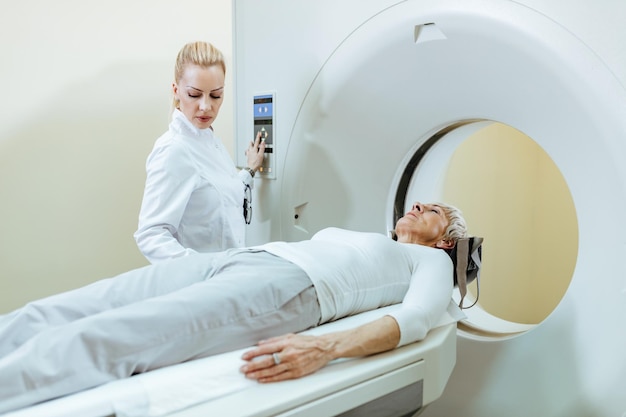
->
[240,333,336,383]
[245,131,266,172]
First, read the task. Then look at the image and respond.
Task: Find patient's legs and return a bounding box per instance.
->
[0,251,320,414]
[0,251,230,358]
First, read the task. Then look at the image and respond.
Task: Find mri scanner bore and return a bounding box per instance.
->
[443,122,577,326]
[403,120,578,333]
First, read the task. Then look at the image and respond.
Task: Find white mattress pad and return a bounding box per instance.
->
[4,302,464,417]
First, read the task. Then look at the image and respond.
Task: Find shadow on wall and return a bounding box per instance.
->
[0,61,170,313]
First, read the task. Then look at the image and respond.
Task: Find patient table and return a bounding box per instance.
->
[4,304,462,417]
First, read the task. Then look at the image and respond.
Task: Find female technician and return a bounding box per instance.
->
[135,41,265,263]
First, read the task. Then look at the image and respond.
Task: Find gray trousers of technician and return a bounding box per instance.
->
[0,249,321,414]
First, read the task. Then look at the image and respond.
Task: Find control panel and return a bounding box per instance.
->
[253,93,275,178]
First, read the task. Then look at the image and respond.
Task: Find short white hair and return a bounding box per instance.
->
[436,202,468,242]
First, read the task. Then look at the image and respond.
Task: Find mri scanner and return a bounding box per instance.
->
[231,0,626,416]
[5,0,625,416]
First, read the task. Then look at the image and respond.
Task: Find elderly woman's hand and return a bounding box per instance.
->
[239,333,336,383]
[240,316,401,383]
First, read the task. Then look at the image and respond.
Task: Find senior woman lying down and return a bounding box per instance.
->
[0,201,468,414]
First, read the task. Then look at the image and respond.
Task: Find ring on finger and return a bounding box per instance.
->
[272,352,281,366]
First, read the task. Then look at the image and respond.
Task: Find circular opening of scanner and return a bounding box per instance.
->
[392,121,578,339]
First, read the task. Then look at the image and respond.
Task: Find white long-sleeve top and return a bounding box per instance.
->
[258,227,454,347]
[135,110,253,263]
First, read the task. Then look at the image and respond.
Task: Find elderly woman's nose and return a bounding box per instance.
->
[412,202,422,210]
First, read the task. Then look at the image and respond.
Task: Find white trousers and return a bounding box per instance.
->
[0,249,320,414]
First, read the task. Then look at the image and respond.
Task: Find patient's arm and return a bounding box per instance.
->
[240,315,400,382]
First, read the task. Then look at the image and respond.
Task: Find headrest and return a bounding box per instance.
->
[445,237,483,309]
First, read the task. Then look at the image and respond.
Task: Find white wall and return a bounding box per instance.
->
[0,0,234,313]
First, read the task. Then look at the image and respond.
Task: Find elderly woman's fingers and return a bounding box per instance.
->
[240,338,289,363]
[243,349,329,382]
[240,334,336,382]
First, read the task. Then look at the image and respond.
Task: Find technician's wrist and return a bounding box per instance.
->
[244,167,256,177]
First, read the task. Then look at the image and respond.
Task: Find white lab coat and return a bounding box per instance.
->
[134,110,253,263]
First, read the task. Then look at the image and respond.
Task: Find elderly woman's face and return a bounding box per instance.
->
[394,202,451,247]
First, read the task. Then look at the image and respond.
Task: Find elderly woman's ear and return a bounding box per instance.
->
[435,239,455,249]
